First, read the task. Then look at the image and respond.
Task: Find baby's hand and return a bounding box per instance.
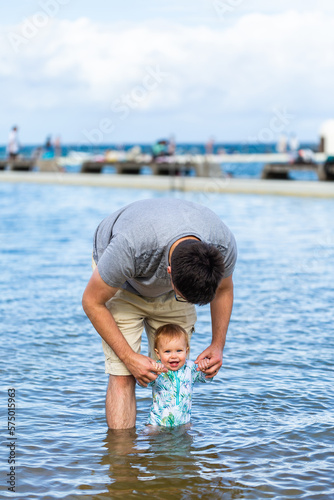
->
[197,357,210,372]
[152,362,165,373]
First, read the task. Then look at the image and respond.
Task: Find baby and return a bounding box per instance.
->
[148,323,213,427]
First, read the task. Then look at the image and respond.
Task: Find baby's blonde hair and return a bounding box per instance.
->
[154,323,189,351]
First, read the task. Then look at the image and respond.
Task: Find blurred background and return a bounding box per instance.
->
[1,0,334,147]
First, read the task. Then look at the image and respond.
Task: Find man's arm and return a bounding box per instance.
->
[195,274,234,377]
[82,267,165,386]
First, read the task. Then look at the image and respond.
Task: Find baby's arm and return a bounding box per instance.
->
[197,357,210,372]
[194,358,214,383]
[144,361,167,387]
[151,361,165,372]
[147,361,166,383]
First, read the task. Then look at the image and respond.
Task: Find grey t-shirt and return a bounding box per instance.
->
[93,198,237,297]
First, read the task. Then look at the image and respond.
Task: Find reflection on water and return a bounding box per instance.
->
[0,183,333,499]
[97,427,244,500]
[103,428,196,494]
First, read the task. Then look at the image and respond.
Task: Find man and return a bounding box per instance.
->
[82,198,237,429]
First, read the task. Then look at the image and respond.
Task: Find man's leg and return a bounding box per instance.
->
[103,290,148,429]
[106,375,136,429]
[90,259,140,429]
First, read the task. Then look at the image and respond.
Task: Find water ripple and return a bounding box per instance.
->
[1,184,333,499]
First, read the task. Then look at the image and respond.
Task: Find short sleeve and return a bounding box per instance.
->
[97,234,134,288]
[221,232,237,279]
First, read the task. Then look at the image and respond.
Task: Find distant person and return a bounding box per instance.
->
[42,136,55,159]
[205,136,215,155]
[276,134,287,154]
[82,198,237,430]
[168,135,176,155]
[289,133,299,153]
[7,126,20,159]
[147,324,213,428]
[294,149,315,164]
[152,139,169,160]
[54,136,62,157]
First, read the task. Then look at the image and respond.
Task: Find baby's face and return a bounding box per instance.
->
[155,336,189,371]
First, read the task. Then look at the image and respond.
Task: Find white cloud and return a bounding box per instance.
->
[1,7,334,142]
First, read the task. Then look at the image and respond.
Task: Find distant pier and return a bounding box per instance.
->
[1,171,334,198]
[1,151,333,184]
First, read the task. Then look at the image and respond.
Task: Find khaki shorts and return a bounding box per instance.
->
[92,258,197,376]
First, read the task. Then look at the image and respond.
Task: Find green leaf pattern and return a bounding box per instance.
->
[148,360,212,427]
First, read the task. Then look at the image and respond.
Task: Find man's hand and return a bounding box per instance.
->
[195,344,223,378]
[127,353,167,387]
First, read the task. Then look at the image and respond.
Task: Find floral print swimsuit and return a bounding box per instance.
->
[148,360,212,427]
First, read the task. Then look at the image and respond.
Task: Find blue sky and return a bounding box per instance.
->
[1,1,334,145]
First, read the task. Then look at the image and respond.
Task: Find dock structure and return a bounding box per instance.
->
[0,157,63,173]
[262,162,319,180]
[77,151,327,177]
[198,152,326,164]
[2,151,334,181]
[1,171,334,198]
[261,160,334,181]
[36,158,63,172]
[80,158,221,177]
[0,158,35,171]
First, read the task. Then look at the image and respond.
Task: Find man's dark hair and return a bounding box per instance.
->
[170,240,225,305]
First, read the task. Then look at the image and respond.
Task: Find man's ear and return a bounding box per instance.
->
[167,265,171,275]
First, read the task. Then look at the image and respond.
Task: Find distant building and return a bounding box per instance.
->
[319,120,334,155]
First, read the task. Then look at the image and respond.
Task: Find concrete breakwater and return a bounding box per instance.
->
[1,171,334,198]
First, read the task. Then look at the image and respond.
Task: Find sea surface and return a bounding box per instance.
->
[1,183,333,499]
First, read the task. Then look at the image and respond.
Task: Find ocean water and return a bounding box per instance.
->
[0,141,288,159]
[1,183,333,499]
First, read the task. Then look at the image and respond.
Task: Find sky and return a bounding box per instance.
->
[1,0,334,145]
